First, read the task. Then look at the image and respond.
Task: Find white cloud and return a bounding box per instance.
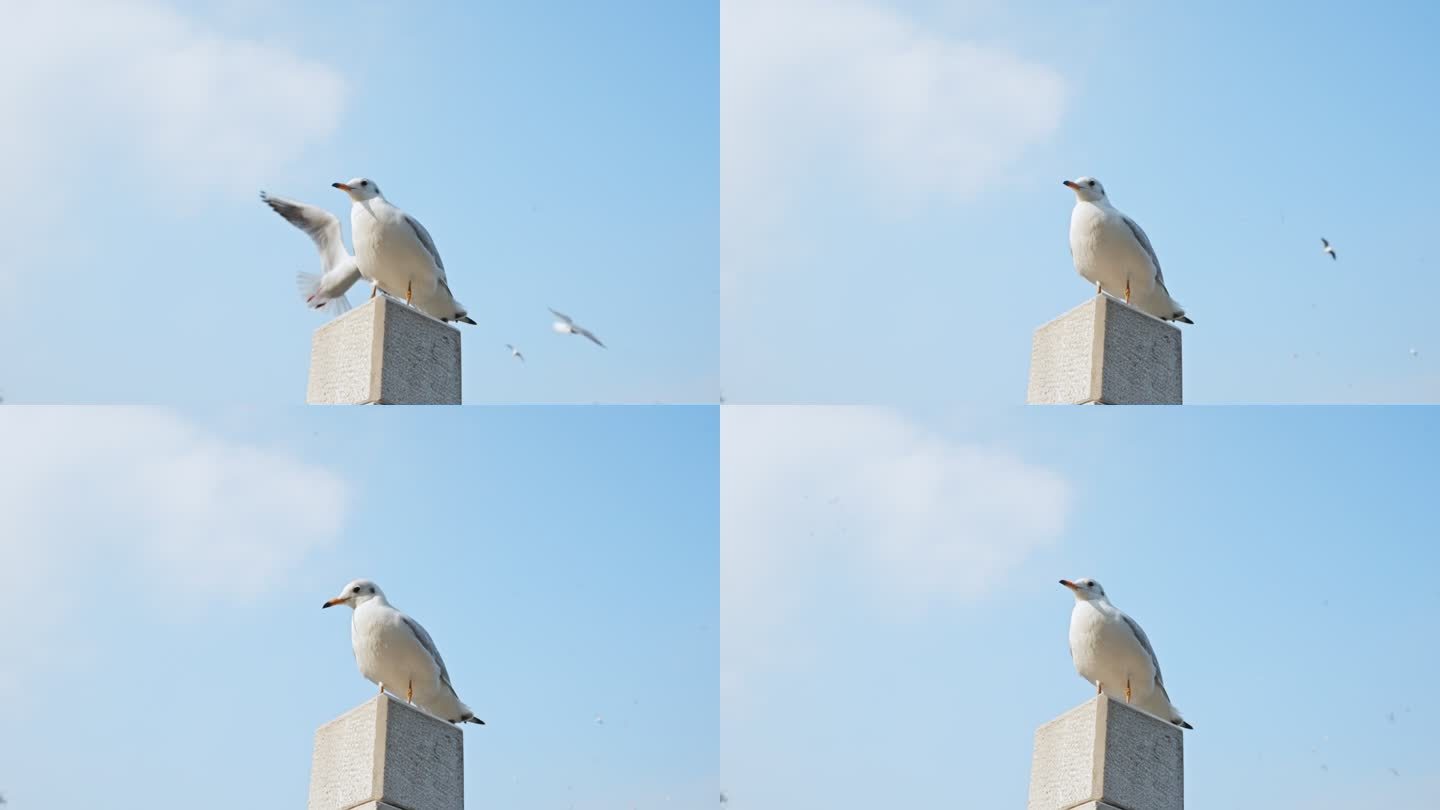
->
[722,0,1067,255]
[0,407,349,693]
[0,0,346,198]
[722,406,1072,680]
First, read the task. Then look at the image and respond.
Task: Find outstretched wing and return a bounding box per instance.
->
[261,192,349,273]
[1121,214,1169,291]
[576,326,606,348]
[1120,612,1166,688]
[548,307,574,325]
[404,214,447,278]
[401,615,458,695]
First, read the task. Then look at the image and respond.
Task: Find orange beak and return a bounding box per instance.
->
[322,597,345,608]
[332,182,352,191]
[1062,180,1081,190]
[1059,579,1079,590]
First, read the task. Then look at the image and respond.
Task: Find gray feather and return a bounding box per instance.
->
[404,214,446,273]
[1121,214,1168,290]
[401,615,457,695]
[1120,613,1166,688]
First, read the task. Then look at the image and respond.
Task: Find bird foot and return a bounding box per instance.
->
[1096,681,1103,695]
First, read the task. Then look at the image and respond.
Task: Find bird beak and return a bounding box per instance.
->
[332,182,352,191]
[322,597,345,608]
[1062,180,1081,190]
[1059,579,1079,590]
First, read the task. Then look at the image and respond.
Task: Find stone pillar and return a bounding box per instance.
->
[306,296,462,405]
[1026,295,1183,405]
[307,694,465,810]
[1026,695,1184,810]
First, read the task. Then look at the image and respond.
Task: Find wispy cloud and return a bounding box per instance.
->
[0,407,349,694]
[722,406,1072,684]
[722,0,1067,269]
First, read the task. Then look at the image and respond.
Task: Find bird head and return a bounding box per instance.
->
[1060,577,1106,601]
[1062,176,1107,203]
[332,177,382,201]
[323,578,385,609]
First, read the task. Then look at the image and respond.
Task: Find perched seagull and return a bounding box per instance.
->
[260,191,362,316]
[323,579,485,726]
[332,178,476,325]
[1059,578,1193,729]
[1064,177,1193,324]
[506,343,525,363]
[549,308,606,348]
[1321,238,1337,260]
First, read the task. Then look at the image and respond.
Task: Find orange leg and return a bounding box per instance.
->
[407,680,413,704]
[405,280,414,306]
[1124,279,1132,305]
[1125,678,1132,703]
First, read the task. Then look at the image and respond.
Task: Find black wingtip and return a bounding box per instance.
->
[1175,315,1195,324]
[1177,720,1194,729]
[456,316,477,325]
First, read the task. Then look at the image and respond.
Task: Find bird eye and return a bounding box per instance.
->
[352,586,361,593]
[1087,181,1095,187]
[360,181,368,187]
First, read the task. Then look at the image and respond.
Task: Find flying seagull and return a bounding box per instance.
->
[1321,238,1337,260]
[332,178,476,325]
[323,579,485,725]
[1059,578,1192,729]
[1064,177,1193,324]
[260,191,362,316]
[549,308,606,348]
[506,343,525,363]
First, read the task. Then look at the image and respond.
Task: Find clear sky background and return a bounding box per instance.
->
[723,0,1440,404]
[0,0,717,404]
[723,405,1439,809]
[0,405,718,809]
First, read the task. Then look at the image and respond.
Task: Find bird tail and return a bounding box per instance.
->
[1174,314,1194,324]
[1175,718,1194,729]
[462,712,485,725]
[296,272,352,317]
[455,314,477,325]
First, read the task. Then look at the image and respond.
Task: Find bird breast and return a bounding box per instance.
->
[1068,603,1155,689]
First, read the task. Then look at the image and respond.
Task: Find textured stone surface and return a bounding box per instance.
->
[1027,295,1183,405]
[1026,696,1184,810]
[307,694,465,810]
[306,296,462,405]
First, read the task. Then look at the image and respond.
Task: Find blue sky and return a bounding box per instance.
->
[0,0,716,404]
[723,405,1440,809]
[722,0,1440,403]
[0,405,718,809]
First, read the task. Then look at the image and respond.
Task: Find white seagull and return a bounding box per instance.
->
[1064,177,1193,324]
[323,579,485,726]
[1059,578,1192,729]
[506,343,525,363]
[260,191,362,316]
[549,308,606,348]
[332,178,476,325]
[1321,238,1337,260]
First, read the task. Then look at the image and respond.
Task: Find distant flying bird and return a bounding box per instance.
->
[1064,177,1193,323]
[332,177,476,324]
[260,191,363,316]
[1060,578,1193,729]
[549,308,606,348]
[506,343,525,363]
[1321,238,1337,260]
[1410,348,1420,358]
[323,579,485,725]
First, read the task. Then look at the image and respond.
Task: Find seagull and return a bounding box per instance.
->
[1321,238,1337,260]
[506,343,525,363]
[1059,578,1192,729]
[260,191,362,316]
[332,178,476,325]
[549,308,606,348]
[1064,177,1193,324]
[323,579,485,725]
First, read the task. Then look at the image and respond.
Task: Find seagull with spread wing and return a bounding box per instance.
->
[549,308,606,348]
[323,579,485,726]
[260,191,362,316]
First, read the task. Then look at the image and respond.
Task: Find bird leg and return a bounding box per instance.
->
[377,682,385,695]
[1095,281,1103,295]
[407,679,413,704]
[1124,279,1132,305]
[370,281,378,299]
[1096,681,1103,695]
[1125,678,1132,703]
[405,280,413,306]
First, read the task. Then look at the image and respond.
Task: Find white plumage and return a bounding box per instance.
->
[259,191,362,317]
[323,579,484,725]
[1063,177,1193,324]
[332,177,476,325]
[1059,578,1192,729]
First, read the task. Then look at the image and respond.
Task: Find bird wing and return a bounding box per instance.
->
[1120,612,1166,688]
[1321,238,1330,248]
[548,307,574,325]
[400,614,458,696]
[1120,214,1170,291]
[576,326,606,348]
[403,213,447,277]
[261,192,349,273]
